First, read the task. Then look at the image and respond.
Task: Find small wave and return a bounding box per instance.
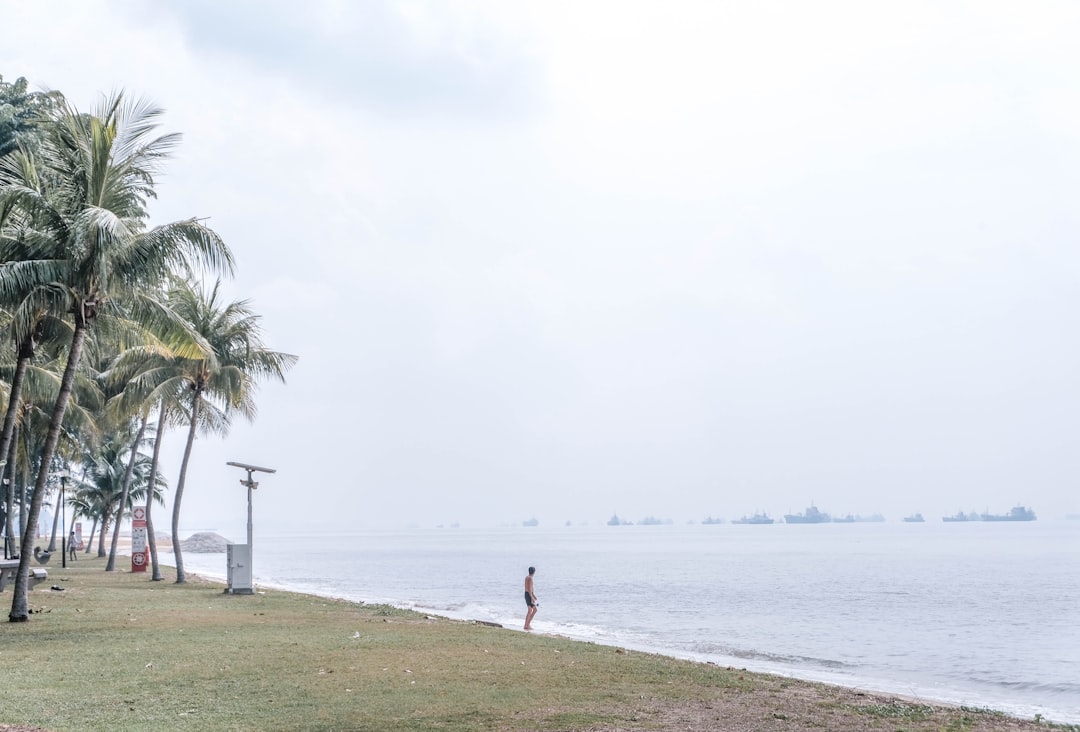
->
[966,678,1080,695]
[690,641,851,669]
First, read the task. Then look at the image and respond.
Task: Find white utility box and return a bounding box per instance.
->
[226,543,253,594]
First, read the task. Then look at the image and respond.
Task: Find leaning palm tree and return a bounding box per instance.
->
[161,279,295,583]
[103,350,192,580]
[4,343,101,554]
[0,146,75,538]
[99,310,211,574]
[1,92,233,622]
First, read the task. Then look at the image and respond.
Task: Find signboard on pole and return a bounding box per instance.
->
[131,505,147,572]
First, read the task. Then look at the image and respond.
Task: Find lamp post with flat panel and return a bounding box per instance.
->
[224,462,275,594]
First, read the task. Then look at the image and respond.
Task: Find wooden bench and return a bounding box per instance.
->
[0,559,48,592]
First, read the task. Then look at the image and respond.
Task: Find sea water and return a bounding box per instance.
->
[174,521,1080,724]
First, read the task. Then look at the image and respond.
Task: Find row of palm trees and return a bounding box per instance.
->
[0,89,296,621]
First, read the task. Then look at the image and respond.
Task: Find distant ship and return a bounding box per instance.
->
[701,516,725,525]
[942,511,979,522]
[607,513,631,526]
[832,513,885,523]
[903,513,925,523]
[638,516,666,526]
[942,507,1036,522]
[732,512,774,525]
[784,505,831,524]
[981,506,1036,522]
[522,517,539,527]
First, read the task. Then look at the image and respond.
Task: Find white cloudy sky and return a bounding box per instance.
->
[3,1,1079,532]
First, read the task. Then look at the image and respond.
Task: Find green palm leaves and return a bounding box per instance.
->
[0,89,291,618]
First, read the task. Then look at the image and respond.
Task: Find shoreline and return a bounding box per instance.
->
[4,556,1063,731]
[159,552,1077,726]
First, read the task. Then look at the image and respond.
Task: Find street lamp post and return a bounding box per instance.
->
[0,460,7,560]
[58,471,69,569]
[225,462,275,594]
[2,478,8,560]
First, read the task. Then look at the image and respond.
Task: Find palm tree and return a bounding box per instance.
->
[162,279,295,583]
[67,476,100,552]
[1,92,233,622]
[102,368,186,581]
[0,76,63,160]
[99,313,212,575]
[79,429,166,558]
[103,411,148,570]
[1,340,100,555]
[0,146,74,542]
[144,404,169,580]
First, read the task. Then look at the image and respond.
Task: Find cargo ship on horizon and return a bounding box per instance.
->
[784,505,831,524]
[942,506,1036,522]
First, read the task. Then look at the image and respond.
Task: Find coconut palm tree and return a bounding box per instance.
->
[99,308,214,574]
[0,146,74,539]
[1,92,233,621]
[0,76,63,160]
[79,429,166,558]
[102,356,190,581]
[159,279,295,583]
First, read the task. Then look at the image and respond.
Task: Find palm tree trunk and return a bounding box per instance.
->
[84,518,97,554]
[0,348,32,551]
[97,507,110,557]
[147,402,166,581]
[18,427,27,539]
[47,495,60,552]
[171,391,202,584]
[106,412,149,571]
[4,437,17,558]
[9,323,88,622]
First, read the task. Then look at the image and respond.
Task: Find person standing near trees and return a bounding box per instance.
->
[68,530,77,561]
[524,566,538,630]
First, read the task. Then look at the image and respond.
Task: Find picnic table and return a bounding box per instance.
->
[0,558,48,592]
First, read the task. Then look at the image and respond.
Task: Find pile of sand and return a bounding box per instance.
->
[156,531,233,553]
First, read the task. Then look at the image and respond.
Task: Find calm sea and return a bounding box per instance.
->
[174,521,1080,724]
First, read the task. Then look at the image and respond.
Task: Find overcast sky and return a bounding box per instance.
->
[3,1,1079,532]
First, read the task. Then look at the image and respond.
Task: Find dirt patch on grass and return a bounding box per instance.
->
[519,672,1055,731]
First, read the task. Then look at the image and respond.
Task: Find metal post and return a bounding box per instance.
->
[59,472,68,569]
[0,460,7,561]
[225,462,275,595]
[246,470,254,577]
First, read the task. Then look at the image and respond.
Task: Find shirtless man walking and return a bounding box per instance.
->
[524,566,538,630]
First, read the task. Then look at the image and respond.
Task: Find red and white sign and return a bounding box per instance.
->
[131,506,148,572]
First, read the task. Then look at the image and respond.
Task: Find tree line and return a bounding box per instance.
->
[0,74,297,621]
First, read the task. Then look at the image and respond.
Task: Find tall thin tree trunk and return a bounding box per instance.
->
[10,323,88,622]
[47,494,60,552]
[97,508,110,558]
[4,437,16,558]
[147,402,166,581]
[171,391,202,584]
[18,426,27,539]
[84,518,97,554]
[0,348,32,557]
[106,412,149,571]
